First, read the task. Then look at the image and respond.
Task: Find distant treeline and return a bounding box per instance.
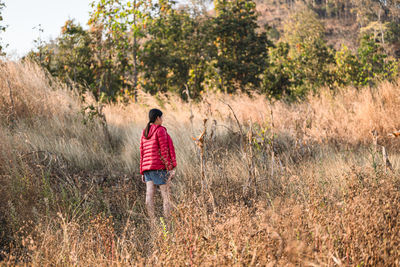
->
[14,0,400,100]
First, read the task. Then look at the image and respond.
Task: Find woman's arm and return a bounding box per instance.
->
[168,134,177,168]
[140,133,144,175]
[157,127,173,170]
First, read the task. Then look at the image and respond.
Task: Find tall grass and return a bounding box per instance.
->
[1,61,400,265]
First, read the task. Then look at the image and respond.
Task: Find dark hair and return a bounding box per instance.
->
[145,108,163,138]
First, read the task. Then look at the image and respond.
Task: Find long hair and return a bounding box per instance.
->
[144,108,163,138]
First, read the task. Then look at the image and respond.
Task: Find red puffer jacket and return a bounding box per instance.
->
[140,124,177,175]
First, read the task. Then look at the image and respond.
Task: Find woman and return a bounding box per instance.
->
[140,108,177,221]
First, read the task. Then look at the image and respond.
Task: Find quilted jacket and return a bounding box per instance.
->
[140,124,177,175]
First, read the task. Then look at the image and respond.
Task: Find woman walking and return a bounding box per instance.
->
[140,109,177,222]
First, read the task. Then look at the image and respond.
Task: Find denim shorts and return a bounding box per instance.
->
[144,170,168,185]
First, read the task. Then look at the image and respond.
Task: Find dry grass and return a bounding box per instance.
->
[1,61,400,266]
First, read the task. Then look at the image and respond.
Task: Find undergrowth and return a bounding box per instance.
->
[1,62,400,265]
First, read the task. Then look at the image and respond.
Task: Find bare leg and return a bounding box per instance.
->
[159,181,171,219]
[146,181,156,222]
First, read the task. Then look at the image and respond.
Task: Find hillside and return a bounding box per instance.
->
[255,0,400,55]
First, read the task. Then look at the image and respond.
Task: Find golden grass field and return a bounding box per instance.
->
[1,61,400,266]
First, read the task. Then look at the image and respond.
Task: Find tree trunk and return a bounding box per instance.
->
[133,0,138,102]
[378,8,385,44]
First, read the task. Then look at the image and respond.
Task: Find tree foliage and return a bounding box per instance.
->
[54,21,93,87]
[213,0,271,93]
[87,0,152,100]
[26,0,400,101]
[26,21,94,95]
[263,7,335,99]
[335,34,398,87]
[141,1,201,95]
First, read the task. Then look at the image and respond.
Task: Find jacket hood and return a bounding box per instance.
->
[143,124,162,139]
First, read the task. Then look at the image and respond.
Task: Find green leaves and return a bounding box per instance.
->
[24,0,400,102]
[86,0,153,99]
[263,6,335,100]
[333,34,398,88]
[282,6,325,49]
[141,5,193,94]
[213,0,270,93]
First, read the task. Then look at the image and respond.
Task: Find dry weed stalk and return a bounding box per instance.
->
[6,77,16,128]
[371,129,393,172]
[192,118,216,210]
[184,84,195,133]
[192,119,207,194]
[242,121,258,200]
[382,146,394,172]
[97,104,113,150]
[219,99,259,200]
[372,129,378,154]
[269,106,275,181]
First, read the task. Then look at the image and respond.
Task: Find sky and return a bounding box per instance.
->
[2,0,92,58]
[1,0,189,58]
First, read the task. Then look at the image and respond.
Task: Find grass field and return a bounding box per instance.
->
[1,61,400,266]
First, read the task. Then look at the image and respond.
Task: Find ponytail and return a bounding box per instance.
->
[144,108,163,138]
[144,121,152,138]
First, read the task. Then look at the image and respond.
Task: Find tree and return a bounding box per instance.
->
[53,20,94,91]
[261,42,293,99]
[88,0,152,100]
[282,4,325,46]
[350,0,399,44]
[140,0,183,95]
[25,21,95,96]
[141,0,215,98]
[356,34,398,85]
[334,34,398,87]
[263,5,335,99]
[212,0,271,93]
[334,44,361,87]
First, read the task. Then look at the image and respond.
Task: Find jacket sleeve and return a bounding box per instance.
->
[157,127,173,171]
[140,132,144,175]
[168,134,177,168]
